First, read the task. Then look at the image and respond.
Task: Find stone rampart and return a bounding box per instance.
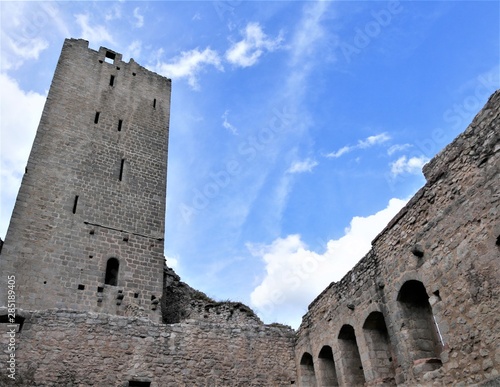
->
[0,307,296,386]
[295,90,500,386]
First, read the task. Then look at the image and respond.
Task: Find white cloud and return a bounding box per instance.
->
[0,2,69,70]
[226,22,283,68]
[222,110,238,135]
[75,13,116,46]
[390,155,429,176]
[358,132,391,148]
[154,47,223,90]
[325,132,390,158]
[387,143,412,155]
[105,4,122,21]
[165,254,179,270]
[126,40,142,61]
[289,0,330,66]
[133,7,144,28]
[0,73,46,237]
[249,197,407,328]
[287,158,318,174]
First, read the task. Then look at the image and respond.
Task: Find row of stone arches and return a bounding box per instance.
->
[299,279,443,386]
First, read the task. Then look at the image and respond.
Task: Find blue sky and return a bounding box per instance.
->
[0,1,498,328]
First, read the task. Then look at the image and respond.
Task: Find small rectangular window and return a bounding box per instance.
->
[153,98,156,109]
[119,159,125,181]
[129,382,151,387]
[110,75,115,86]
[78,284,85,290]
[118,119,123,132]
[94,112,100,124]
[105,51,116,64]
[72,195,79,214]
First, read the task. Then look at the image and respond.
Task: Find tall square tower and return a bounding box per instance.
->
[0,39,171,321]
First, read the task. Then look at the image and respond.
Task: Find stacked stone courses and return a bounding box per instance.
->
[296,90,499,386]
[0,38,171,320]
[0,38,499,386]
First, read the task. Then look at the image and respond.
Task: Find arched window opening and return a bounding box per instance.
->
[397,280,442,363]
[338,324,366,385]
[363,311,396,384]
[299,352,317,387]
[317,345,339,386]
[105,258,119,286]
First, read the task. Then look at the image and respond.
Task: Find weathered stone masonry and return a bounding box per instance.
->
[0,38,499,386]
[0,38,297,387]
[295,90,499,386]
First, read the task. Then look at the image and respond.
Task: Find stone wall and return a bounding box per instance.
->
[0,308,296,386]
[295,90,500,386]
[0,39,170,321]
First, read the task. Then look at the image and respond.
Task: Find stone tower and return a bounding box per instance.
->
[0,38,171,321]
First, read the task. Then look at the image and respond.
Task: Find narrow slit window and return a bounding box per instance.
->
[105,258,119,286]
[153,98,156,108]
[118,119,123,132]
[119,159,125,181]
[110,75,115,86]
[94,112,100,124]
[72,195,79,214]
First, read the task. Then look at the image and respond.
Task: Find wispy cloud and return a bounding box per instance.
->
[325,132,390,158]
[226,22,283,68]
[249,197,407,327]
[104,4,122,21]
[75,13,116,46]
[287,158,318,174]
[125,40,142,61]
[133,7,144,28]
[387,143,412,155]
[222,110,238,135]
[154,47,223,90]
[390,155,429,176]
[289,0,330,66]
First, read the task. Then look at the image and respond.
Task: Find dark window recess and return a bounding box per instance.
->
[116,66,120,70]
[78,284,85,290]
[153,98,156,108]
[134,292,139,299]
[0,314,25,332]
[109,75,115,86]
[105,258,119,286]
[97,286,104,293]
[118,119,123,132]
[119,159,125,181]
[496,235,500,246]
[151,295,156,301]
[72,195,79,214]
[132,72,136,76]
[129,382,151,387]
[94,112,100,124]
[105,51,116,64]
[25,167,28,174]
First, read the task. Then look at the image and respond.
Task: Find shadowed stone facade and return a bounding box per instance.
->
[0,39,498,386]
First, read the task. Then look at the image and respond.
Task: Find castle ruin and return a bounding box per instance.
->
[0,39,498,386]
